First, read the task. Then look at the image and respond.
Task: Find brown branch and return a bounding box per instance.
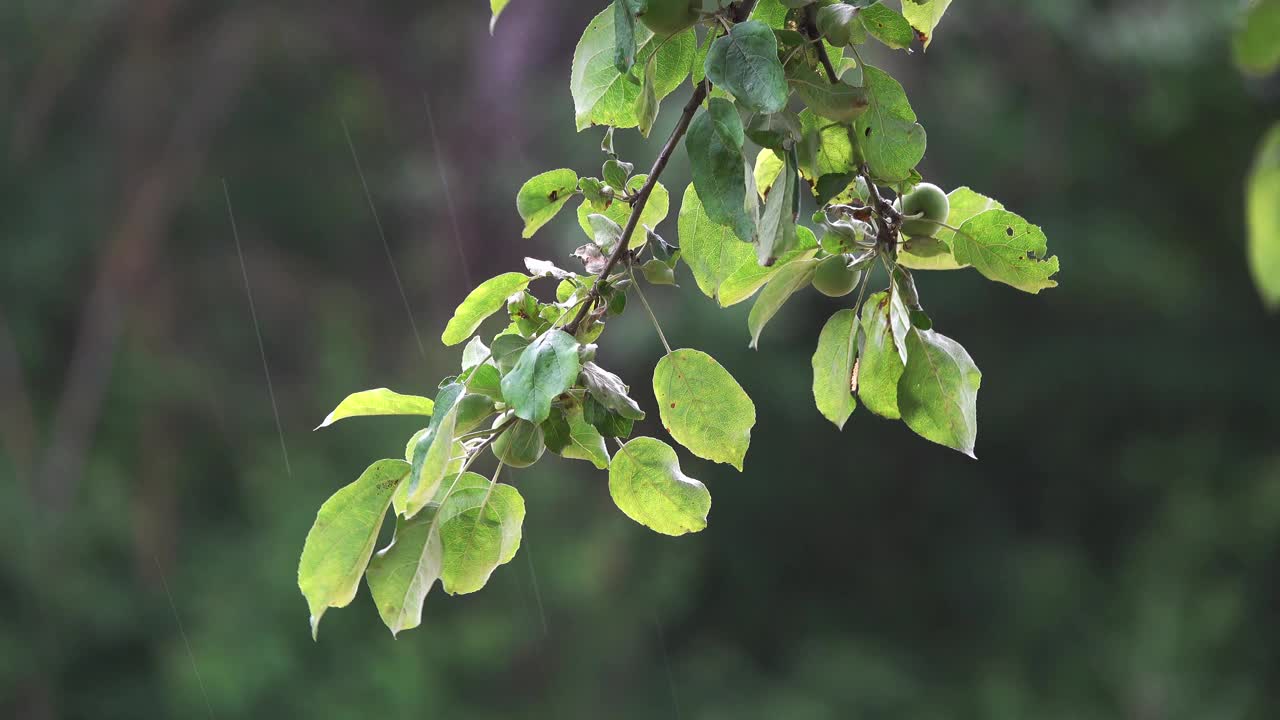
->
[803,5,840,84]
[565,80,709,335]
[565,0,758,336]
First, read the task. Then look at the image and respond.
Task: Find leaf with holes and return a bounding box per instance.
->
[517,170,579,238]
[854,66,926,183]
[953,209,1060,293]
[653,349,755,470]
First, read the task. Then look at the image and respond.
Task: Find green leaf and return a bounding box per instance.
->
[490,0,512,34]
[788,66,868,122]
[614,0,638,74]
[898,326,981,458]
[901,0,953,49]
[609,437,711,536]
[546,403,611,469]
[854,66,927,183]
[403,383,466,518]
[952,209,1060,293]
[1248,122,1280,309]
[577,174,670,238]
[797,109,857,181]
[441,273,532,346]
[365,505,444,636]
[745,110,802,152]
[517,170,579,238]
[859,3,914,51]
[817,3,861,46]
[1234,0,1280,76]
[587,212,624,252]
[581,361,646,419]
[636,54,660,138]
[811,309,858,430]
[756,148,799,265]
[500,329,581,424]
[856,291,904,420]
[571,8,696,131]
[491,333,531,374]
[676,183,756,303]
[687,98,757,243]
[437,481,526,594]
[298,458,408,639]
[653,348,756,470]
[747,256,818,349]
[753,149,785,195]
[704,20,789,114]
[718,227,819,307]
[316,389,433,429]
[584,394,635,438]
[898,186,1003,271]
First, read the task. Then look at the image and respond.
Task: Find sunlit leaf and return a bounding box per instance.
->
[316,389,433,429]
[897,326,981,458]
[571,8,696,130]
[856,291,905,420]
[952,209,1060,293]
[811,309,858,430]
[441,273,532,346]
[747,257,818,349]
[609,437,711,535]
[298,459,408,639]
[1247,122,1280,309]
[653,349,755,470]
[517,170,579,238]
[854,66,927,183]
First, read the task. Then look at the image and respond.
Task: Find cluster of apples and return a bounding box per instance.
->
[813,183,949,297]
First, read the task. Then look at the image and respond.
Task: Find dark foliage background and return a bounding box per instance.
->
[2,1,1278,717]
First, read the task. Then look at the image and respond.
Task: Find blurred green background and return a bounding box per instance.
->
[3,0,1279,718]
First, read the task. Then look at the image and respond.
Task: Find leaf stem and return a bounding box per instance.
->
[627,265,673,355]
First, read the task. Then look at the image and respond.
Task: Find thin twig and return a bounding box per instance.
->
[803,5,840,84]
[565,81,709,335]
[565,0,758,336]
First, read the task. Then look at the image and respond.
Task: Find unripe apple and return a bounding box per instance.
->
[899,183,949,238]
[636,0,700,36]
[812,255,861,298]
[492,418,546,468]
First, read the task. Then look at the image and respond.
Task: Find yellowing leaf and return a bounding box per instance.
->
[298,459,408,639]
[315,388,433,429]
[653,349,755,470]
[441,273,531,346]
[610,437,710,536]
